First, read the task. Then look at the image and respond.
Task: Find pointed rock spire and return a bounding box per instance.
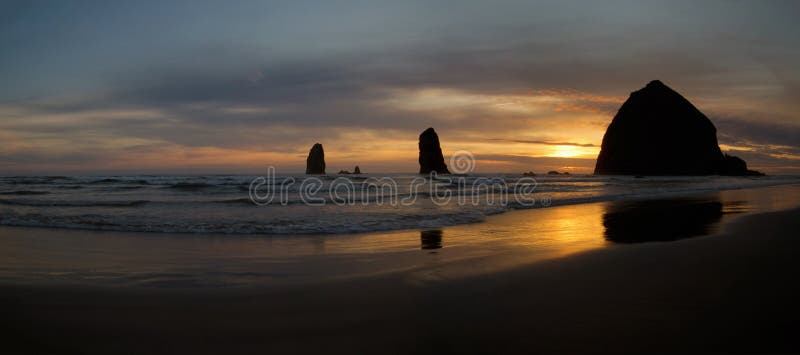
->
[306,143,326,174]
[418,127,450,174]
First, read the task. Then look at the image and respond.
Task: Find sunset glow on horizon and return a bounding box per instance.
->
[2,1,799,175]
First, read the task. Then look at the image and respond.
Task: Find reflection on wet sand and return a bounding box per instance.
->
[421,230,443,250]
[602,196,724,243]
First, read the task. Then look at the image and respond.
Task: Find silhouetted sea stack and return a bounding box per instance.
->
[305,143,326,174]
[594,80,762,176]
[353,166,361,174]
[418,127,450,174]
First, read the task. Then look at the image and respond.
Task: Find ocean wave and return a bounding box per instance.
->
[0,209,493,235]
[163,182,216,190]
[213,198,254,205]
[88,178,151,185]
[0,199,150,207]
[0,176,73,185]
[96,185,146,191]
[0,190,51,195]
[0,174,797,235]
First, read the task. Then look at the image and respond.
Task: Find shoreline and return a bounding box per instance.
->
[2,198,800,353]
[2,184,800,289]
[1,175,799,237]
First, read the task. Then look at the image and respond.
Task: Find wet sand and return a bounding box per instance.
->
[2,185,800,354]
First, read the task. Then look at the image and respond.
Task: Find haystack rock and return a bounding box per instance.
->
[305,143,326,174]
[353,166,361,174]
[418,127,450,174]
[594,80,762,176]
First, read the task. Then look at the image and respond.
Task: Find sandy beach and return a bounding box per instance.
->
[1,184,799,354]
[4,2,800,353]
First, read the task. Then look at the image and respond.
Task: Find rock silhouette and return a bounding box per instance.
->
[305,143,326,174]
[594,80,762,176]
[418,127,450,174]
[720,154,764,176]
[337,166,361,175]
[420,230,443,250]
[603,197,723,243]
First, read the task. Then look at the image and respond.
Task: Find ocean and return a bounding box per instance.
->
[2,174,798,235]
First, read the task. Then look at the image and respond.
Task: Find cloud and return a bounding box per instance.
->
[1,1,799,173]
[474,154,597,172]
[714,115,800,150]
[487,138,597,148]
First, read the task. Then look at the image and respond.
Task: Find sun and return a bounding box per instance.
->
[549,145,583,158]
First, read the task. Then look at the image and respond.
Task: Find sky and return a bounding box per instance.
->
[1,0,799,174]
